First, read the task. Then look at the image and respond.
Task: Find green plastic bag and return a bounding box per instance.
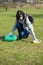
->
[5,34,17,41]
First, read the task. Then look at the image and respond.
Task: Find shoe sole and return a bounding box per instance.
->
[33,40,41,44]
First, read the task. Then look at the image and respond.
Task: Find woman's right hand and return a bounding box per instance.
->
[7,32,12,36]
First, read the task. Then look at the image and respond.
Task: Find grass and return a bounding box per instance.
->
[0,6,43,65]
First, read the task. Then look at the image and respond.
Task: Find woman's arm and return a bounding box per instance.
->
[26,16,41,43]
[26,16,37,40]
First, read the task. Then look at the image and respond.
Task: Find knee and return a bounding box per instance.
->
[20,31,25,37]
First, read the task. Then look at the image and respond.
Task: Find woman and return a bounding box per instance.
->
[8,10,41,43]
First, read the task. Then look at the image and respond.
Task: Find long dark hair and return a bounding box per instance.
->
[16,10,25,21]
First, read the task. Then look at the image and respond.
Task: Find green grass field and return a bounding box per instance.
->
[0,6,43,65]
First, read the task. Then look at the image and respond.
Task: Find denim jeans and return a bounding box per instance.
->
[17,22,30,39]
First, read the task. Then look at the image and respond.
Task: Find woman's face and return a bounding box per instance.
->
[19,14,23,21]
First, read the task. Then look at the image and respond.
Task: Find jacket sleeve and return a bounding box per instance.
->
[11,22,17,33]
[26,16,36,39]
